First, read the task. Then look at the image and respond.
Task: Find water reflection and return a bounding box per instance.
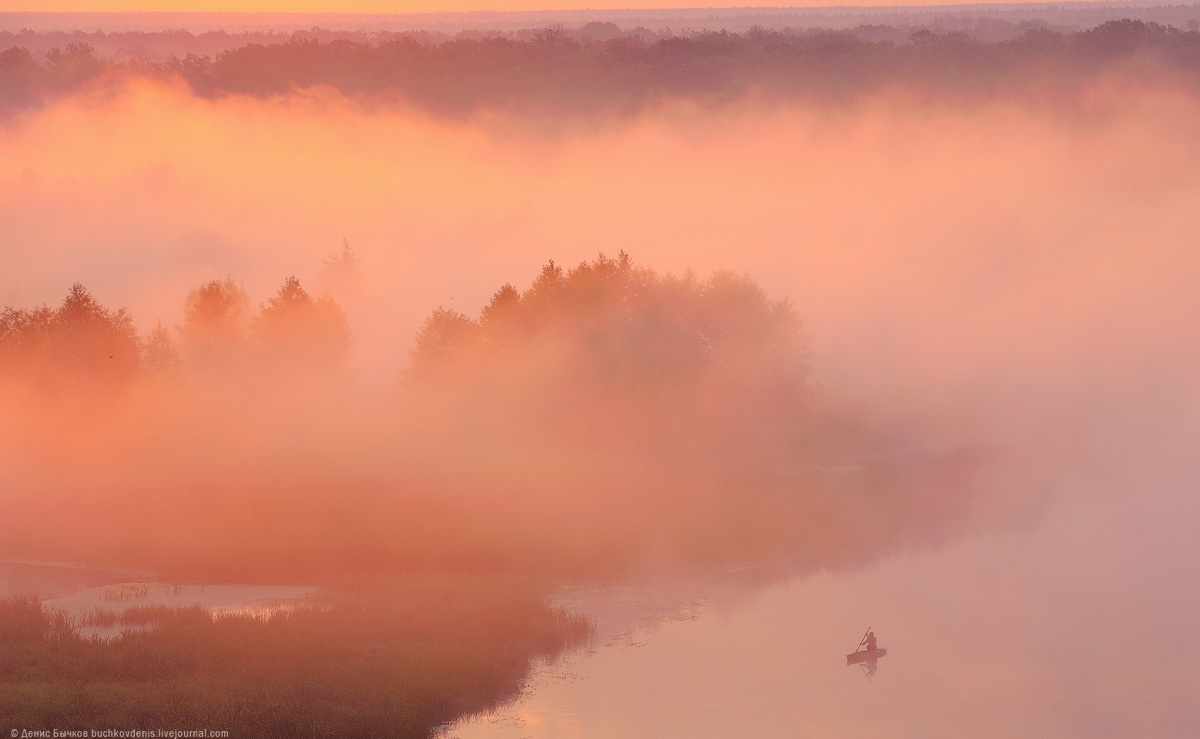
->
[450,473,1200,739]
[0,559,136,600]
[0,559,316,638]
[846,628,886,680]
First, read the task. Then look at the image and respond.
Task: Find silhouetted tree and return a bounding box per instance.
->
[44,43,102,91]
[179,277,249,370]
[141,321,183,379]
[405,307,478,386]
[479,283,525,358]
[520,260,566,319]
[8,22,1200,116]
[404,253,813,406]
[322,238,361,275]
[0,304,53,383]
[0,283,139,394]
[255,276,353,372]
[0,47,41,109]
[315,238,364,304]
[50,283,140,392]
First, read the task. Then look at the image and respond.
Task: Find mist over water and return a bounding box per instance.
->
[1,28,1199,734]
[4,74,1197,440]
[452,466,1200,738]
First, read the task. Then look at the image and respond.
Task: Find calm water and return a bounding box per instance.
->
[452,470,1200,739]
[0,559,315,637]
[4,466,1195,736]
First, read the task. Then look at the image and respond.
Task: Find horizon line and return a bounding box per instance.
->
[5,0,1197,18]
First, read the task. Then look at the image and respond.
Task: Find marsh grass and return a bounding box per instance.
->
[98,584,152,602]
[0,575,590,738]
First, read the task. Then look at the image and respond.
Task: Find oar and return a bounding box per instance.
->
[857,626,872,652]
[859,662,873,682]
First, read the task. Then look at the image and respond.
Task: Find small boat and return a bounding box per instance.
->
[846,647,887,665]
[846,627,887,667]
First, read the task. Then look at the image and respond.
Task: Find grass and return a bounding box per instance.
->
[0,576,591,738]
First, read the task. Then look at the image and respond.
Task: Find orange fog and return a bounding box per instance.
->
[1,73,1198,577]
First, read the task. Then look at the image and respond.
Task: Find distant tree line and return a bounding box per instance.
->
[0,251,985,581]
[0,253,811,424]
[406,252,811,411]
[2,19,1199,114]
[0,274,351,395]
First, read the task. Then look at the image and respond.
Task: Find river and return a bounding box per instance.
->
[3,458,1194,736]
[452,459,1200,738]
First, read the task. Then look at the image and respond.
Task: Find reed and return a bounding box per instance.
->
[0,576,590,738]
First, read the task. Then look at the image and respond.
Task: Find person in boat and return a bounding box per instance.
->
[866,631,877,651]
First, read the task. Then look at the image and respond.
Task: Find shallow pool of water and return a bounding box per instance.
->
[0,559,316,637]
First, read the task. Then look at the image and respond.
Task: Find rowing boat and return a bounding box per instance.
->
[846,647,887,665]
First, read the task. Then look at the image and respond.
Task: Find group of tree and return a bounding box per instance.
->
[1,251,811,431]
[0,275,351,395]
[0,282,141,394]
[405,252,815,452]
[3,20,1200,114]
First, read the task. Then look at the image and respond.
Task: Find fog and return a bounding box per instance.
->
[1,67,1197,582]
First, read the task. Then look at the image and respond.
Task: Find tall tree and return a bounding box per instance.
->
[405,308,479,386]
[179,278,250,370]
[51,283,140,392]
[319,238,362,284]
[0,304,53,381]
[141,321,183,379]
[0,284,139,394]
[255,276,353,373]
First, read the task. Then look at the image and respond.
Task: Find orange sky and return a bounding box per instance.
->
[1,1,1075,14]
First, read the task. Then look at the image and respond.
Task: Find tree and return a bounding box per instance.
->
[255,276,353,373]
[0,47,42,109]
[405,308,479,386]
[522,260,565,306]
[479,283,525,358]
[51,283,141,392]
[321,238,361,276]
[696,271,812,406]
[0,284,140,394]
[179,278,249,370]
[44,43,102,90]
[316,238,364,301]
[399,253,818,485]
[400,253,812,402]
[141,321,183,379]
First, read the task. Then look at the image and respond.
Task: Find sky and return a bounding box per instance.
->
[0,1,1109,14]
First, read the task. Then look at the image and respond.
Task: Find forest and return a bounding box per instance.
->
[0,275,352,393]
[2,19,1200,114]
[0,252,990,581]
[0,250,809,402]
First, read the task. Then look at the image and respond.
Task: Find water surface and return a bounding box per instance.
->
[0,559,316,637]
[452,471,1200,738]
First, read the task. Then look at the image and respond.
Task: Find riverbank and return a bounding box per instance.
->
[0,573,590,738]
